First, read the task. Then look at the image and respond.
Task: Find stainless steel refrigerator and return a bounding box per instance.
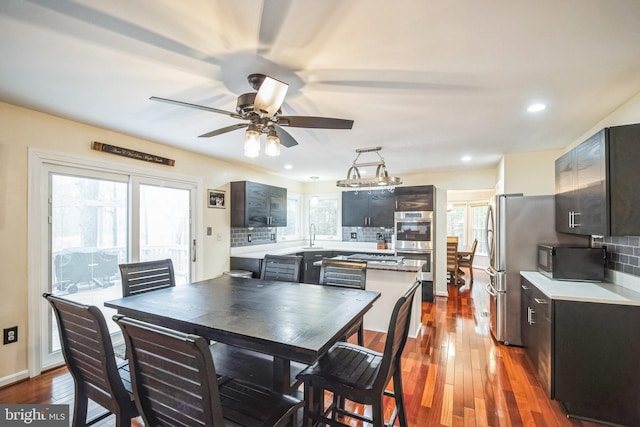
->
[484,194,588,346]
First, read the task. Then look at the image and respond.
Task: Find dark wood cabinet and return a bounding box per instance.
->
[341,190,394,227]
[231,181,287,228]
[394,185,434,211]
[555,123,640,236]
[520,276,640,426]
[520,278,552,396]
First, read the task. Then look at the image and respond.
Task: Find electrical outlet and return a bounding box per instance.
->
[350,232,357,239]
[270,233,276,240]
[247,234,252,242]
[377,233,383,240]
[3,326,18,345]
[206,227,212,236]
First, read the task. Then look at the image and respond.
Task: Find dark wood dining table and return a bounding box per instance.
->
[105,275,380,393]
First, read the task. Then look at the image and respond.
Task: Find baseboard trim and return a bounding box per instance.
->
[0,370,29,388]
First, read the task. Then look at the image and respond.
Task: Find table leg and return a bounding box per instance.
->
[273,356,292,394]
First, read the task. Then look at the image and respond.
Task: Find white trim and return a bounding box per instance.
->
[27,148,204,377]
[0,370,30,388]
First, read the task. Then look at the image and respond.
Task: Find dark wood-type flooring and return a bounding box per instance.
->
[0,268,604,426]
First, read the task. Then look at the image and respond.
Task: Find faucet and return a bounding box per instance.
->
[309,223,316,247]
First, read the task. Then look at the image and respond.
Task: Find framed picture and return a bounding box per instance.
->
[208,189,226,208]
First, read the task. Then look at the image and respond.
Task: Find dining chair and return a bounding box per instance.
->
[42,293,138,427]
[260,254,303,282]
[319,259,367,345]
[114,315,303,427]
[458,238,478,283]
[446,239,460,286]
[296,280,420,427]
[118,258,175,297]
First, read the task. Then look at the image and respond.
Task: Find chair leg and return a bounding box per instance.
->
[393,371,408,427]
[469,266,474,283]
[72,387,88,427]
[371,400,385,427]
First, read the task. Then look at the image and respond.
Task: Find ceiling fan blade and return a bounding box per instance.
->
[274,125,299,148]
[278,115,354,129]
[150,96,243,119]
[199,123,248,138]
[254,76,288,117]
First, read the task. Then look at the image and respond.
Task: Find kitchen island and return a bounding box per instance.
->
[319,255,424,338]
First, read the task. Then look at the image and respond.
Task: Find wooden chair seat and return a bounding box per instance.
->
[296,280,420,427]
[115,315,303,427]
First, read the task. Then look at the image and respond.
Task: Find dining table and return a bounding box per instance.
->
[105,274,380,394]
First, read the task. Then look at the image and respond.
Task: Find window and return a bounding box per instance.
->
[309,194,340,240]
[447,201,488,256]
[278,192,301,240]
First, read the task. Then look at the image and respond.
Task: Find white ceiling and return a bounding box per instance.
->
[2,0,640,183]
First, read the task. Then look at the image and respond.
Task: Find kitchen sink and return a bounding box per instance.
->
[300,246,323,249]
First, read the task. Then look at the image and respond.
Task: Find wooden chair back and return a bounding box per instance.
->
[447,240,459,285]
[42,293,137,427]
[319,259,367,289]
[114,316,302,427]
[260,254,303,282]
[119,259,175,297]
[376,280,420,391]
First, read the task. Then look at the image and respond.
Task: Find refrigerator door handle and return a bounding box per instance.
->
[485,282,497,297]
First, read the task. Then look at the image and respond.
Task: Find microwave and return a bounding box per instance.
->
[537,244,606,281]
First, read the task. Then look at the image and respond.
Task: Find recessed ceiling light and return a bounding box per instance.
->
[527,103,546,113]
[283,164,293,170]
[461,156,472,162]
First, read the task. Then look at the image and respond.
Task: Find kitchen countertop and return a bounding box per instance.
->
[521,271,640,306]
[230,242,395,259]
[316,256,425,273]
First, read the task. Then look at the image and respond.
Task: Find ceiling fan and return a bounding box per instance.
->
[150,73,354,156]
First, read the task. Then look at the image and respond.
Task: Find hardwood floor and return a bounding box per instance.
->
[0,269,603,426]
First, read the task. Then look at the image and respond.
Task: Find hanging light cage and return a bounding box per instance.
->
[336,147,402,189]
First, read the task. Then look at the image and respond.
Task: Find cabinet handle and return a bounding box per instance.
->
[521,285,530,290]
[529,307,536,325]
[572,212,581,227]
[534,298,548,305]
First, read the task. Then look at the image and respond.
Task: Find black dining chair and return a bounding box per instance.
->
[118,258,175,297]
[260,254,303,282]
[319,259,367,345]
[114,315,303,427]
[296,280,420,427]
[43,293,138,427]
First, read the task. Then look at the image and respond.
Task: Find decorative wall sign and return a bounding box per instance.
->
[208,190,226,208]
[92,141,175,166]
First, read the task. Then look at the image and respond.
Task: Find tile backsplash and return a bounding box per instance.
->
[592,236,640,276]
[230,226,393,248]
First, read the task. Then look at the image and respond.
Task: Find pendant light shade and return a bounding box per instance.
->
[336,147,402,189]
[264,126,281,156]
[244,124,261,158]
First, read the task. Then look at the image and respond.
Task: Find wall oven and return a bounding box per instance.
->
[394,211,433,282]
[394,211,433,251]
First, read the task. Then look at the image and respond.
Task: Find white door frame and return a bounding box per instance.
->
[27,148,203,377]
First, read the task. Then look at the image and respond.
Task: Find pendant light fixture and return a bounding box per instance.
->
[310,176,319,205]
[336,147,402,189]
[243,123,261,158]
[264,126,281,156]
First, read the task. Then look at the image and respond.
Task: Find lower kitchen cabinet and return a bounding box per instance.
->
[302,251,334,284]
[521,276,640,426]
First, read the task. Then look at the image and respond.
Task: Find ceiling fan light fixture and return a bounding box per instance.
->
[264,128,281,156]
[254,76,288,117]
[336,147,402,189]
[244,125,261,158]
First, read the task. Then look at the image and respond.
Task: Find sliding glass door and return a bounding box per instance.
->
[41,164,195,369]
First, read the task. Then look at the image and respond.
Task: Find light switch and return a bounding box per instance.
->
[206,227,212,236]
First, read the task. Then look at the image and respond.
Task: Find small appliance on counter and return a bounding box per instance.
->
[537,244,606,281]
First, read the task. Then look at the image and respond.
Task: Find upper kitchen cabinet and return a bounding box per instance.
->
[230,181,287,228]
[555,123,640,236]
[342,190,394,227]
[394,185,434,211]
